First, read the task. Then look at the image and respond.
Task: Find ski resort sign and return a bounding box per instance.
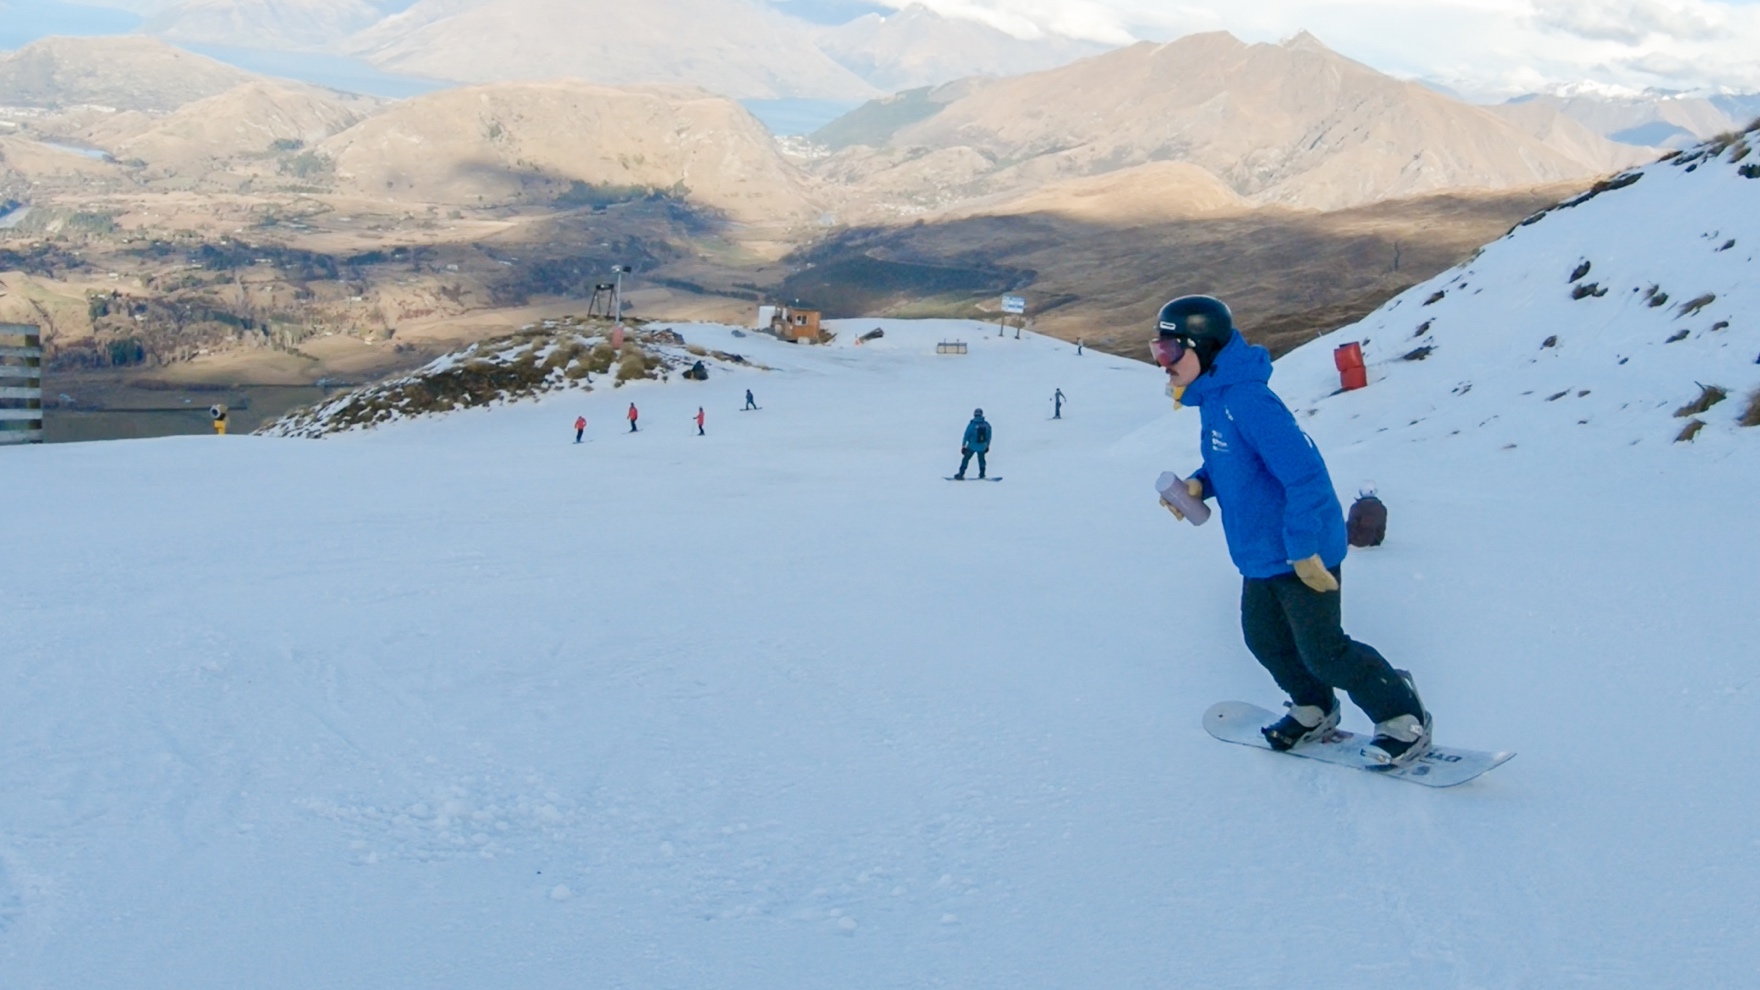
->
[1001,294,1027,315]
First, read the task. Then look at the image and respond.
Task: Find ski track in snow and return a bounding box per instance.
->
[2,136,1759,987]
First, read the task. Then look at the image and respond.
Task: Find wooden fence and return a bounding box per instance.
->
[0,323,43,445]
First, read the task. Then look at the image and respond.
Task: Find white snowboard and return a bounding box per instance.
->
[1203,701,1515,788]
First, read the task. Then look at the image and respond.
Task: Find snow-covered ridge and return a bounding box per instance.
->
[1270,122,1760,454]
[261,318,762,437]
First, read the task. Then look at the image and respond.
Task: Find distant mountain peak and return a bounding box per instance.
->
[1280,29,1330,52]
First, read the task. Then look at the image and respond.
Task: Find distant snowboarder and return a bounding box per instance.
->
[1347,483,1388,547]
[574,415,586,443]
[627,402,639,433]
[954,408,992,480]
[1151,295,1431,768]
[695,407,706,436]
[1053,389,1066,419]
[744,389,757,410]
[1076,338,1084,356]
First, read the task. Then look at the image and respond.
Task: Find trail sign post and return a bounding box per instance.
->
[1001,294,1026,315]
[0,323,43,445]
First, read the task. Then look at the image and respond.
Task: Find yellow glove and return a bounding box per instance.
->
[1160,478,1205,521]
[1292,554,1339,593]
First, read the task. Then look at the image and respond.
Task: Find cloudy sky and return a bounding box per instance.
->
[878,0,1760,96]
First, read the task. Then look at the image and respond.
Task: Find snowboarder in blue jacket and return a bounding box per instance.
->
[1152,295,1432,767]
[955,409,991,479]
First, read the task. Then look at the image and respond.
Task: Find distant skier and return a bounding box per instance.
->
[695,407,706,436]
[627,402,639,433]
[1151,295,1432,768]
[744,389,757,410]
[1076,338,1084,356]
[954,408,992,480]
[1347,483,1388,547]
[574,415,586,443]
[1053,388,1066,419]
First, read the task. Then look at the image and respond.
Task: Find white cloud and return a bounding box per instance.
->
[1531,0,1722,44]
[872,0,1760,94]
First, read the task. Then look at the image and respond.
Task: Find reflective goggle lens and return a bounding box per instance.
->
[1149,337,1188,369]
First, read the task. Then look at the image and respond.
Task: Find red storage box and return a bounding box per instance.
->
[1334,342,1367,391]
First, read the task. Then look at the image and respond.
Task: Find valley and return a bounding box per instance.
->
[0,32,1692,439]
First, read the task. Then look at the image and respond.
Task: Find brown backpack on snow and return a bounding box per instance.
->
[1347,495,1387,547]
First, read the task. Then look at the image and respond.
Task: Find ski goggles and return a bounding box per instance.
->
[1149,336,1191,370]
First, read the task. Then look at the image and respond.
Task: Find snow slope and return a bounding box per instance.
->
[1,134,1758,986]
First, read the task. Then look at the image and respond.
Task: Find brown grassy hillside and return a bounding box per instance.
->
[777,184,1582,356]
[110,80,379,172]
[0,36,255,112]
[318,81,820,224]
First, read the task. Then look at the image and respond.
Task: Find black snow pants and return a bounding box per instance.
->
[1241,568,1421,724]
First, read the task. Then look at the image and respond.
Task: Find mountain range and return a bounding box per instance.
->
[103,0,1106,100]
[0,31,1679,390]
[808,4,1108,93]
[144,0,387,50]
[810,32,1649,215]
[1506,91,1760,149]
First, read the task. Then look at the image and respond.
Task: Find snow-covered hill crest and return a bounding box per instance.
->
[1275,124,1760,453]
[261,320,761,437]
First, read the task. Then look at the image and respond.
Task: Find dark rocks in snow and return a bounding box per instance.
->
[1542,335,1559,348]
[1666,329,1691,343]
[1559,171,1643,209]
[1678,293,1716,317]
[1569,260,1592,282]
[1571,282,1607,300]
[1423,290,1445,306]
[1401,345,1434,361]
[1673,384,1727,418]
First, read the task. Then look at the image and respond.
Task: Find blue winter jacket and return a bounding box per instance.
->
[963,416,992,452]
[1183,332,1348,579]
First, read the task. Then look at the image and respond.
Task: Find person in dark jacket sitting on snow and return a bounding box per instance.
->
[1152,295,1432,768]
[955,409,992,479]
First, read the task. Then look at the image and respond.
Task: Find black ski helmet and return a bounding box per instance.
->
[1156,295,1235,371]
[973,408,984,417]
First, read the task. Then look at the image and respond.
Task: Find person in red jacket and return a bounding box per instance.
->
[627,402,639,432]
[574,415,586,443]
[695,407,706,436]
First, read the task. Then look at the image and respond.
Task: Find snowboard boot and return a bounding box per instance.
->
[1261,696,1340,752]
[1364,670,1433,769]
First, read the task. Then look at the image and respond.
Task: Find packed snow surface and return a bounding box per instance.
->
[2,137,1758,987]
